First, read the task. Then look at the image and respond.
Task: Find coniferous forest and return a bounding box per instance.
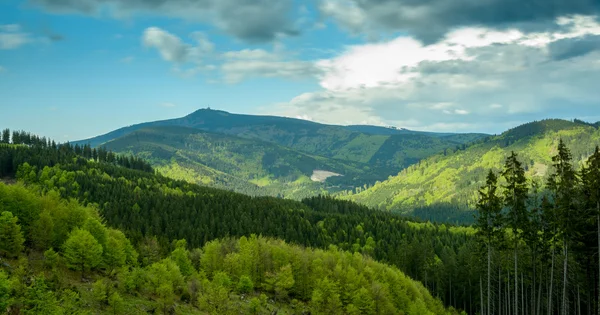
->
[2,125,600,314]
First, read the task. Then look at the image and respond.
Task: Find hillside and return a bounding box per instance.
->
[0,183,455,314]
[346,119,600,217]
[101,125,391,199]
[0,134,479,313]
[76,108,487,173]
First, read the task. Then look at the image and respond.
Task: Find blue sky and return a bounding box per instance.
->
[2,0,600,141]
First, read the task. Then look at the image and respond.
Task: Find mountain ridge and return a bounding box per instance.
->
[345,119,600,218]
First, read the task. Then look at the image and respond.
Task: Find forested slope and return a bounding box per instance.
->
[0,183,456,314]
[347,119,600,220]
[101,125,390,199]
[0,128,479,313]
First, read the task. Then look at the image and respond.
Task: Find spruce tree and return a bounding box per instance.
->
[547,139,578,315]
[501,151,529,315]
[474,170,504,315]
[582,146,600,315]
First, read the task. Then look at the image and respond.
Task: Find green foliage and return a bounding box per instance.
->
[0,270,11,312]
[23,277,62,314]
[348,119,600,222]
[108,292,124,314]
[170,239,194,277]
[63,228,103,278]
[0,211,25,258]
[44,247,59,269]
[236,275,254,294]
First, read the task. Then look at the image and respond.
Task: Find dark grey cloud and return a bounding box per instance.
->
[30,0,298,42]
[548,34,600,60]
[321,0,600,43]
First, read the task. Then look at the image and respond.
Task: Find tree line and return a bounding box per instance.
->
[0,128,153,176]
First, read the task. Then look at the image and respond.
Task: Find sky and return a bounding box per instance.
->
[1,0,600,141]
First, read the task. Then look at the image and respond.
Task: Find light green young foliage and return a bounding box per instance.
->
[44,247,59,269]
[0,211,25,257]
[310,277,343,315]
[83,217,107,248]
[0,270,12,312]
[104,233,127,272]
[63,228,103,278]
[170,239,195,277]
[265,264,295,300]
[236,275,254,294]
[108,292,124,315]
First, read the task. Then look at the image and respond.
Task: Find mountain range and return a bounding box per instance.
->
[75,108,487,198]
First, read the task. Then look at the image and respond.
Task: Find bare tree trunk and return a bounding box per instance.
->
[508,270,511,315]
[550,246,555,315]
[522,273,525,315]
[516,244,519,315]
[537,265,543,315]
[489,245,492,315]
[531,253,537,315]
[563,240,569,315]
[578,285,581,315]
[481,276,485,315]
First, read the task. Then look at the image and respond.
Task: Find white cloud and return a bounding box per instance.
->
[0,66,5,73]
[142,27,213,63]
[160,102,176,107]
[265,16,600,133]
[0,24,31,50]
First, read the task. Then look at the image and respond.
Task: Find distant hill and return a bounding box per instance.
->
[346,119,600,218]
[101,125,392,199]
[75,109,487,167]
[75,109,488,196]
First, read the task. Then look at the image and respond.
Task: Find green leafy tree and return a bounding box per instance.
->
[83,218,107,248]
[474,170,504,315]
[170,239,194,277]
[352,287,375,315]
[310,277,342,315]
[108,292,124,315]
[0,211,25,258]
[63,228,103,278]
[44,248,59,270]
[237,275,254,294]
[23,277,62,314]
[92,278,109,307]
[265,264,295,302]
[104,234,127,273]
[0,270,12,313]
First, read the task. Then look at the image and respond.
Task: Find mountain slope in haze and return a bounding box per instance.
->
[76,108,488,171]
[102,125,390,199]
[346,119,600,214]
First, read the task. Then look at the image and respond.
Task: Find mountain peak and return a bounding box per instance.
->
[187,107,230,117]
